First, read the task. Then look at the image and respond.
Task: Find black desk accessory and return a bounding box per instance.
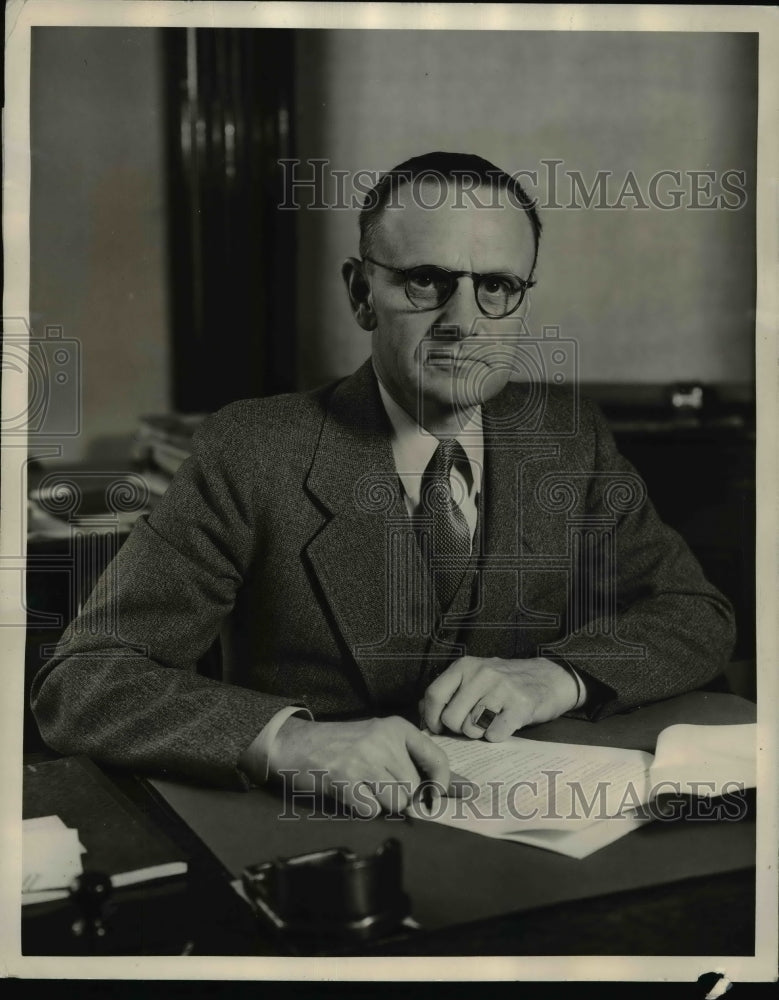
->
[242,839,411,946]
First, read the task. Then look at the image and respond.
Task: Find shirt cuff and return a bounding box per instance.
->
[544,657,618,718]
[239,704,313,785]
[544,657,588,710]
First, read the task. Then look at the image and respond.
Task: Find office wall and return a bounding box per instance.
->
[30,28,170,462]
[27,28,758,453]
[294,31,757,391]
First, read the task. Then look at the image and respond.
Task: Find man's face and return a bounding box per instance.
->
[364,180,536,427]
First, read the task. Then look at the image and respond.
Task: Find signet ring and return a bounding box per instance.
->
[473,707,497,730]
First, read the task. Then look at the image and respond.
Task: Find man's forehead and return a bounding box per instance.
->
[371,178,535,266]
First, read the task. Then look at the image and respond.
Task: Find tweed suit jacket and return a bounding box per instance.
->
[31,360,736,789]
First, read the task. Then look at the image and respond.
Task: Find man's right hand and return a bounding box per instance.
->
[265,715,452,817]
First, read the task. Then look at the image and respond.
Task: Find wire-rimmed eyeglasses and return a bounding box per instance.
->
[362,255,535,318]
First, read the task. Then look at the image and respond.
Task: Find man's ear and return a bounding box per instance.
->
[342,258,377,331]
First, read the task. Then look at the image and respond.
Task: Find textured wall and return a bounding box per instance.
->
[30,27,170,461]
[294,30,757,391]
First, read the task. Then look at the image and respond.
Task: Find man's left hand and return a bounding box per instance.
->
[420,656,580,741]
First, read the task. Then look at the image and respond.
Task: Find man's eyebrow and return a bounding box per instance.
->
[416,262,527,275]
[377,258,523,273]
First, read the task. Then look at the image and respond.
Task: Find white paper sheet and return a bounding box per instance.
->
[422,734,653,834]
[649,722,757,797]
[22,818,84,896]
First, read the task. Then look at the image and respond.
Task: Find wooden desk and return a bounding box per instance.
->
[147,691,756,956]
[23,691,756,957]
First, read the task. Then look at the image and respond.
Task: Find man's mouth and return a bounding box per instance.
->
[426,348,456,367]
[425,349,488,370]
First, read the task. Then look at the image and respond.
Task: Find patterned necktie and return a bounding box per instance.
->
[419,438,472,610]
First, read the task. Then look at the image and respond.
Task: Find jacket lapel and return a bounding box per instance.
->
[303,361,436,707]
[304,367,563,700]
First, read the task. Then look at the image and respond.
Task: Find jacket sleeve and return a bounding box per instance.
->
[544,398,737,719]
[30,405,303,789]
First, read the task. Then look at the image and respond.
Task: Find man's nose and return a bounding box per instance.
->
[436,277,480,338]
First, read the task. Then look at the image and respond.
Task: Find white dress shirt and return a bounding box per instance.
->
[374,371,484,544]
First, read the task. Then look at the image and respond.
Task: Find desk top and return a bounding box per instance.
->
[149,691,756,939]
[523,689,756,750]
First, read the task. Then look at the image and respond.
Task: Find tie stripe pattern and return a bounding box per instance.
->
[419,438,472,610]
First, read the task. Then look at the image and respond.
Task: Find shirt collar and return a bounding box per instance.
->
[373,362,484,500]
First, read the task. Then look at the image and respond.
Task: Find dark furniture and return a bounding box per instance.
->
[162,27,297,413]
[601,391,756,668]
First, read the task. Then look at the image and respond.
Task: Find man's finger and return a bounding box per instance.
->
[343,780,384,819]
[448,769,480,798]
[384,755,422,812]
[442,675,499,737]
[405,725,451,791]
[460,700,501,740]
[422,662,466,733]
[484,705,527,742]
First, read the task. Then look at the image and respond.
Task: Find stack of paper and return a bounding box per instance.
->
[23,815,85,905]
[649,723,757,796]
[411,735,654,859]
[411,723,757,859]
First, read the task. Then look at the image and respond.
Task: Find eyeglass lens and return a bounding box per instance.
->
[405,266,524,317]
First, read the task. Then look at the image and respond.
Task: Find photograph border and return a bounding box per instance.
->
[2,0,777,983]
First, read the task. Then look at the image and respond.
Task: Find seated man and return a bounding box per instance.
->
[31,152,735,815]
